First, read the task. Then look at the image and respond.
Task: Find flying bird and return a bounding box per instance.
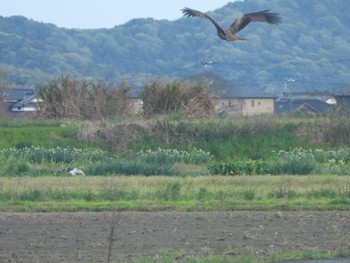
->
[182,8,281,42]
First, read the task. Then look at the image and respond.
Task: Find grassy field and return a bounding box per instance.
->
[1,116,350,212]
[1,175,350,212]
[1,117,350,262]
[1,115,349,154]
[0,120,85,149]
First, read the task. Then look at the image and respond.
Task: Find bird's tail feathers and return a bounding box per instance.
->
[236,36,247,41]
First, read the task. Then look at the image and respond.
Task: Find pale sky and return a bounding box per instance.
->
[1,0,237,29]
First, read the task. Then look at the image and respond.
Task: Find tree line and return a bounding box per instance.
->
[0,0,350,92]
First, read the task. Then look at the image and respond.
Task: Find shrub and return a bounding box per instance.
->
[268,148,350,175]
[19,189,46,201]
[307,188,337,199]
[137,148,212,165]
[85,160,179,176]
[164,182,182,201]
[205,148,350,176]
[338,185,350,199]
[208,160,267,175]
[36,75,132,120]
[312,148,350,164]
[0,157,34,176]
[83,190,96,201]
[268,148,316,175]
[197,187,211,200]
[0,146,108,164]
[141,81,214,119]
[241,189,256,201]
[14,141,33,149]
[323,117,350,146]
[77,122,148,153]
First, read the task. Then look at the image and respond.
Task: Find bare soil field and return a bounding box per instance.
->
[1,211,350,262]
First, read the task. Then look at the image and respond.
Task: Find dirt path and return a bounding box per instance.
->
[1,211,350,262]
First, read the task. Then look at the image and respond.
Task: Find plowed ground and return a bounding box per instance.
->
[1,211,350,262]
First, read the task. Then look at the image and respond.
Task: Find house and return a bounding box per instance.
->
[214,87,276,117]
[1,88,41,114]
[10,94,41,112]
[275,91,337,115]
[334,94,350,108]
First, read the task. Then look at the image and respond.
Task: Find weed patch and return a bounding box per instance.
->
[137,148,212,164]
[157,182,182,201]
[86,160,179,176]
[208,160,267,175]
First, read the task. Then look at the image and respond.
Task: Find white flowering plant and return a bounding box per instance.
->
[136,148,213,165]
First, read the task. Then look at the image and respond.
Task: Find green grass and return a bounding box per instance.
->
[1,116,349,161]
[1,175,350,212]
[0,126,82,149]
[115,249,350,263]
[129,117,313,160]
[118,248,350,263]
[1,116,350,210]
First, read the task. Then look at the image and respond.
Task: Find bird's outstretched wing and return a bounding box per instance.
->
[229,10,281,34]
[182,8,225,36]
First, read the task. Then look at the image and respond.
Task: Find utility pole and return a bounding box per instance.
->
[284,78,295,113]
[201,60,214,87]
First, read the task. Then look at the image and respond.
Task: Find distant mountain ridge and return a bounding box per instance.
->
[0,0,350,94]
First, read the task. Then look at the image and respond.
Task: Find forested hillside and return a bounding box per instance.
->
[0,0,350,93]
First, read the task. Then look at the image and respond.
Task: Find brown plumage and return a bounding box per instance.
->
[182,8,281,41]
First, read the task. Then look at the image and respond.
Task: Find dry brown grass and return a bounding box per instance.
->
[142,80,214,119]
[37,75,132,120]
[76,121,147,152]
